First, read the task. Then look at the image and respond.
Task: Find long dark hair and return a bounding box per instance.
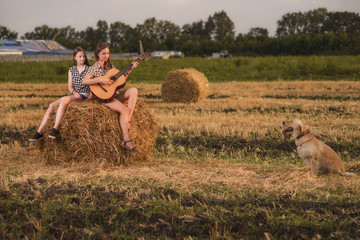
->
[94,42,112,69]
[73,46,89,66]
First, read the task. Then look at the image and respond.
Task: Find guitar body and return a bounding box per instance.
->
[89,52,151,100]
[90,68,126,100]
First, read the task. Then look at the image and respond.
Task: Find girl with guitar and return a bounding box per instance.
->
[29,47,91,141]
[82,42,139,152]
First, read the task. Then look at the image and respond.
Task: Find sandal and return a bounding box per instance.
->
[121,139,138,152]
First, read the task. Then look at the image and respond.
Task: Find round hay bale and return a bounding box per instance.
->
[161,68,209,103]
[37,99,157,165]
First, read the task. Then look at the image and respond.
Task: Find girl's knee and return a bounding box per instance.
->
[48,101,58,111]
[48,102,55,110]
[60,96,71,105]
[129,87,138,96]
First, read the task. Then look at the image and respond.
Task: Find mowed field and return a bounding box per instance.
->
[1,81,360,239]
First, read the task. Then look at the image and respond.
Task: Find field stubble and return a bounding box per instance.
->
[1,81,360,239]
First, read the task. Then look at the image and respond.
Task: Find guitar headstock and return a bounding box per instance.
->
[138,52,151,61]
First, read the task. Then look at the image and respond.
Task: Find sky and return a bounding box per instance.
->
[1,0,359,38]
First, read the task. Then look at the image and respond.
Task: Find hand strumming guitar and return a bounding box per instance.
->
[102,77,114,85]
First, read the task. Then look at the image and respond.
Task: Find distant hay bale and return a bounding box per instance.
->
[37,99,157,165]
[161,68,209,103]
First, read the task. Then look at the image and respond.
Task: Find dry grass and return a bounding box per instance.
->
[2,148,360,196]
[1,81,360,195]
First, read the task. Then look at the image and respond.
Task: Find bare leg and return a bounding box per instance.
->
[104,98,136,149]
[53,95,77,130]
[37,99,61,134]
[115,87,138,122]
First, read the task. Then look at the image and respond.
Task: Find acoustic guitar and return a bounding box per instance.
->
[90,52,151,100]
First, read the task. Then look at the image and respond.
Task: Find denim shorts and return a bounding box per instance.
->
[66,92,89,100]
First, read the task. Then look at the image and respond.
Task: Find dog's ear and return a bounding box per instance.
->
[299,123,307,135]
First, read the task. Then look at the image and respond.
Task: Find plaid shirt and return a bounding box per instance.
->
[86,62,115,78]
[69,65,90,93]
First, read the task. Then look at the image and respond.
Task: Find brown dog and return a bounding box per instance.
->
[282,119,354,176]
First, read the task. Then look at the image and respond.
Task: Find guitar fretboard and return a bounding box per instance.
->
[110,59,139,80]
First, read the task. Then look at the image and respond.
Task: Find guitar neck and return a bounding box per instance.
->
[112,58,141,79]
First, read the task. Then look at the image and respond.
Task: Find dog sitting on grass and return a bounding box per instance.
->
[282,119,354,176]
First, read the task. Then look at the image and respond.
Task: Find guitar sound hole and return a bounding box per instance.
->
[110,76,117,81]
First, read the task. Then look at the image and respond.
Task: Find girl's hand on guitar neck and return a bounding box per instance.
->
[124,61,139,78]
[132,61,139,69]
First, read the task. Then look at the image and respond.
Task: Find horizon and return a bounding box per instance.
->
[1,0,359,38]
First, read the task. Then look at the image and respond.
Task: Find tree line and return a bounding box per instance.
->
[1,8,360,56]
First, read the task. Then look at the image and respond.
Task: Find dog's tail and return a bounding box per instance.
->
[341,171,355,177]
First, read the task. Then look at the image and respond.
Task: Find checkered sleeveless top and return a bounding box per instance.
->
[69,65,90,93]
